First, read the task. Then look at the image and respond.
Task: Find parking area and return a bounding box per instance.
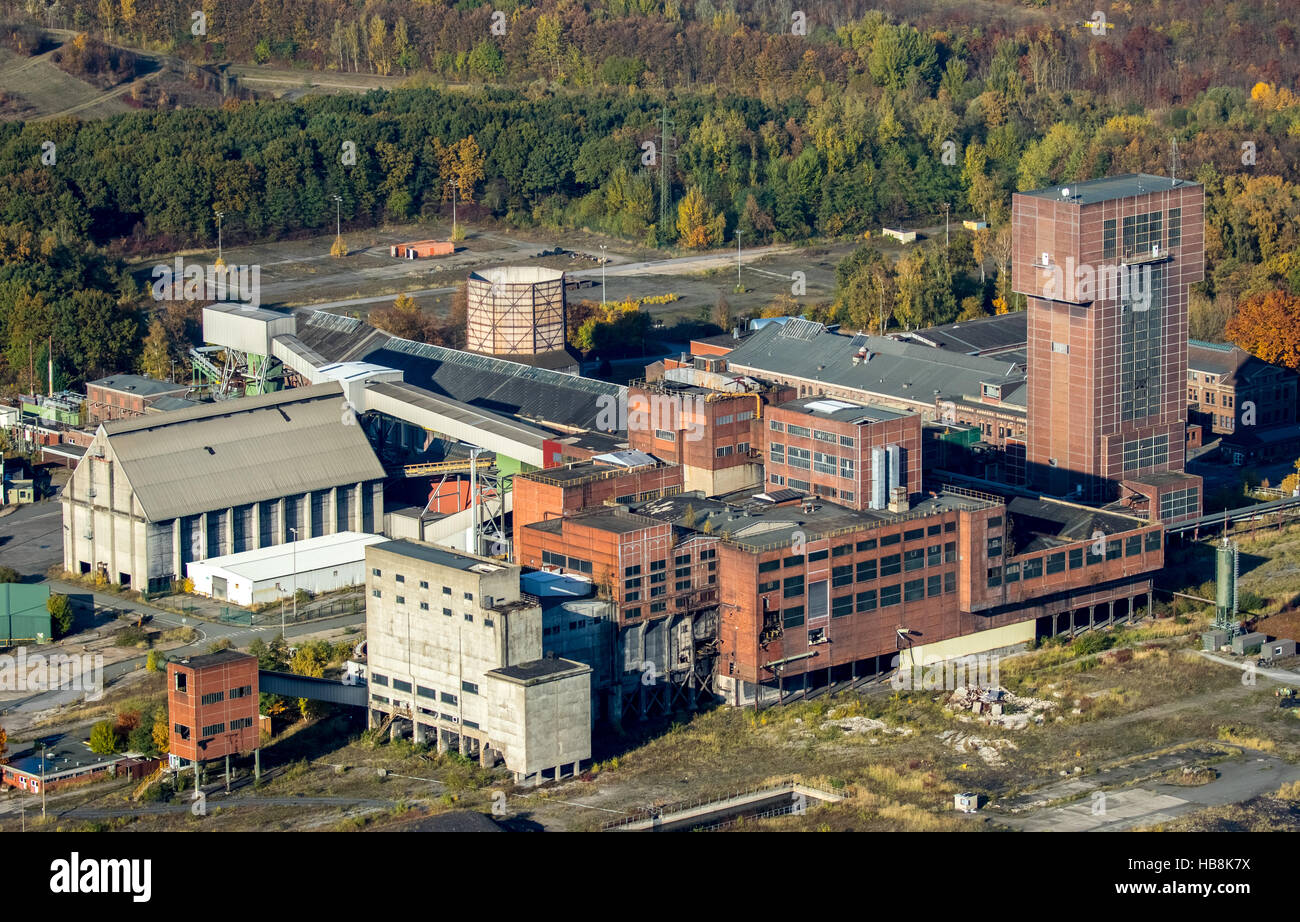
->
[0,498,64,579]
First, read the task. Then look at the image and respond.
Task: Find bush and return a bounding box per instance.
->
[88,721,121,755]
[1072,632,1115,656]
[47,593,74,637]
[115,625,147,647]
[207,637,233,654]
[0,566,20,583]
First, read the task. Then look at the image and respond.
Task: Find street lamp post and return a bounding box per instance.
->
[40,741,46,821]
[943,202,950,252]
[447,179,459,239]
[600,244,607,305]
[215,211,224,263]
[736,231,742,289]
[332,195,342,239]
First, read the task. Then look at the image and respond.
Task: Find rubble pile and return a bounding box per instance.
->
[943,685,1056,730]
[937,729,1020,766]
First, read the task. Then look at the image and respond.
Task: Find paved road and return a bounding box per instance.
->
[0,579,363,719]
[1004,752,1300,832]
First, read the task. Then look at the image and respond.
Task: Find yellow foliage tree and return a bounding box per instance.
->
[151,710,169,755]
[435,135,486,203]
[675,185,724,250]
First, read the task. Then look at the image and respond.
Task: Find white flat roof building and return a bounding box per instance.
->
[187,531,387,606]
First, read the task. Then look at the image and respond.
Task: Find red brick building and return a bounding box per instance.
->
[168,650,260,763]
[626,373,794,496]
[517,506,719,624]
[1012,174,1204,517]
[511,456,683,556]
[86,374,190,424]
[764,396,923,510]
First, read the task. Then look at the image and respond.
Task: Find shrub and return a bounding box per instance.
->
[115,625,147,647]
[88,720,121,754]
[47,593,74,637]
[0,566,20,583]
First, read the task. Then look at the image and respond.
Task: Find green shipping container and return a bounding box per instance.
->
[0,583,53,644]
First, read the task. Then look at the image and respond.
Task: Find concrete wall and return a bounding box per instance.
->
[365,544,540,746]
[485,668,591,777]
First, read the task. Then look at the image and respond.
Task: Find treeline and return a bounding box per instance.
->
[7,0,1297,107]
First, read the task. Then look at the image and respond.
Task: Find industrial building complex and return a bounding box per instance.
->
[36,173,1297,788]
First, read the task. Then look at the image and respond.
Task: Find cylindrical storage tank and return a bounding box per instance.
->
[1216,544,1236,612]
[466,266,567,357]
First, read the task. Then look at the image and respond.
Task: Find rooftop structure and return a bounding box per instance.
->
[724,322,1026,415]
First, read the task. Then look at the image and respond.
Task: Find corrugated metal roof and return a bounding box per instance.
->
[292,310,624,431]
[726,323,1026,408]
[365,380,552,460]
[104,383,385,521]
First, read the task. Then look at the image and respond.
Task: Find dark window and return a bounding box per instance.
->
[783,575,805,598]
[393,679,412,693]
[928,545,942,566]
[1086,543,1103,565]
[201,691,224,705]
[808,549,828,562]
[944,541,957,563]
[879,584,901,607]
[371,673,388,687]
[1106,539,1122,561]
[758,559,780,573]
[461,681,478,695]
[758,580,779,593]
[1069,547,1083,569]
[880,534,901,547]
[943,571,956,593]
[927,574,942,597]
[440,691,457,705]
[856,560,877,582]
[904,549,925,571]
[856,590,877,612]
[417,685,436,699]
[783,555,804,568]
[880,554,901,577]
[1047,552,1066,574]
[904,579,924,601]
[987,567,1002,587]
[904,528,924,542]
[1146,530,1163,552]
[856,538,878,552]
[987,516,1003,529]
[651,559,666,571]
[1004,563,1020,583]
[832,594,853,617]
[987,537,1003,557]
[832,544,852,557]
[832,565,853,587]
[927,524,942,536]
[782,607,805,628]
[1023,557,1043,579]
[625,565,642,577]
[944,521,956,533]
